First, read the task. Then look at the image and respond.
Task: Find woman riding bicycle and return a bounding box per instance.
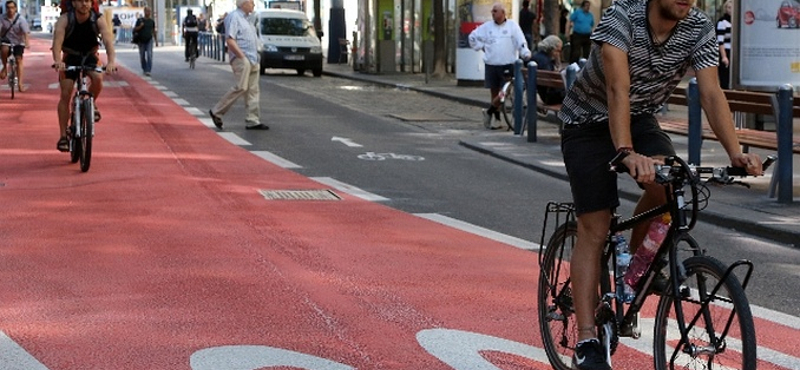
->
[0,0,30,92]
[558,0,761,369]
[51,0,116,152]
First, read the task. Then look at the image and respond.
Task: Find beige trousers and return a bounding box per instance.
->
[212,58,261,123]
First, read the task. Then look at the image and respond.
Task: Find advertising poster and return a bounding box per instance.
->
[736,0,800,91]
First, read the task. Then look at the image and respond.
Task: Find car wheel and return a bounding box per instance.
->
[777,18,782,28]
[296,69,306,76]
[260,62,266,75]
[312,68,322,77]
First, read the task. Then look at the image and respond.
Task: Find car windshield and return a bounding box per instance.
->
[260,17,315,37]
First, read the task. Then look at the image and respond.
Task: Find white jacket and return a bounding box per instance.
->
[468,19,531,66]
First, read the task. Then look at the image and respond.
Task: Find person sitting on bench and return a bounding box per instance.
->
[531,35,566,105]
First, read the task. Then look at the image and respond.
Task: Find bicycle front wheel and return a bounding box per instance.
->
[79,99,94,172]
[653,256,757,370]
[538,221,580,370]
[501,82,514,130]
[8,64,15,100]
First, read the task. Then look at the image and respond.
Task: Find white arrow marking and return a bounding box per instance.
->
[331,137,363,147]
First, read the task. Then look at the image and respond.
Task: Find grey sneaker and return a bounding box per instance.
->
[572,339,611,370]
[489,117,503,130]
[482,109,492,129]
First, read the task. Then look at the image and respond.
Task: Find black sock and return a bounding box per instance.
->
[487,105,497,115]
[494,112,501,120]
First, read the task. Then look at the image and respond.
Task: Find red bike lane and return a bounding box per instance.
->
[0,38,798,369]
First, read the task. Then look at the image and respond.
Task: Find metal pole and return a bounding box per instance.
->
[687,78,702,165]
[526,61,538,142]
[513,59,524,135]
[776,84,794,204]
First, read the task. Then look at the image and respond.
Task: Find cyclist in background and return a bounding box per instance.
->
[0,0,31,92]
[182,9,199,62]
[557,0,761,369]
[51,0,117,152]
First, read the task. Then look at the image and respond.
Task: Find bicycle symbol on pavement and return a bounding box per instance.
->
[357,152,425,161]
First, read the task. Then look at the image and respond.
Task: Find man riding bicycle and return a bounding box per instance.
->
[51,0,116,152]
[0,0,30,92]
[183,9,199,62]
[558,0,762,369]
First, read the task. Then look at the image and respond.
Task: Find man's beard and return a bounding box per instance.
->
[657,1,691,22]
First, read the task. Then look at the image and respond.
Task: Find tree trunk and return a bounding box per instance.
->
[543,0,559,37]
[431,0,447,78]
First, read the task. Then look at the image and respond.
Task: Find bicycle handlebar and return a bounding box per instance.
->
[51,64,106,73]
[611,155,775,185]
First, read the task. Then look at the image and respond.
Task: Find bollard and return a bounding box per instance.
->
[776,85,794,203]
[513,60,524,135]
[687,78,702,165]
[527,61,538,142]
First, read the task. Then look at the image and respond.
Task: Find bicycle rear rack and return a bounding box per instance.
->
[538,201,576,266]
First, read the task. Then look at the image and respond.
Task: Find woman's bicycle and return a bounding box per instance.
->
[538,154,775,370]
[61,64,104,172]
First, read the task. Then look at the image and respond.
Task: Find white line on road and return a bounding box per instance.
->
[331,136,363,147]
[414,213,537,250]
[0,331,49,370]
[310,177,389,202]
[218,132,251,146]
[251,151,303,169]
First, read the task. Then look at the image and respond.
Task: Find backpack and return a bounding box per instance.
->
[184,14,198,28]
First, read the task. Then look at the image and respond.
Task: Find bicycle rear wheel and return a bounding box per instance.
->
[653,256,757,370]
[538,221,580,370]
[79,99,94,172]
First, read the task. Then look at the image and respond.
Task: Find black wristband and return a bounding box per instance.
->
[610,149,630,167]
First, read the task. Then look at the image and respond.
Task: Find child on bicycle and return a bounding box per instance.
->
[558,0,761,369]
[51,0,117,152]
[0,0,31,92]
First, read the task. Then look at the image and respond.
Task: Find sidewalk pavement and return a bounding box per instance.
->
[322,62,800,248]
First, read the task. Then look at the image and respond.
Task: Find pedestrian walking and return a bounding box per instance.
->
[208,0,266,131]
[716,0,732,89]
[566,0,594,64]
[468,2,531,130]
[112,13,121,44]
[133,7,156,76]
[518,0,535,50]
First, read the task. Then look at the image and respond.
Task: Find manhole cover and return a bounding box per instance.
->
[258,189,341,201]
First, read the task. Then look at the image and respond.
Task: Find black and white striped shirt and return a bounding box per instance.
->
[559,0,718,126]
[716,14,732,51]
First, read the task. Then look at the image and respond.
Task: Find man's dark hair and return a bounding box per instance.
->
[5,0,17,7]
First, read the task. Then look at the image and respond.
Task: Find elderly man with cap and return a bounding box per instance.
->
[208,0,267,130]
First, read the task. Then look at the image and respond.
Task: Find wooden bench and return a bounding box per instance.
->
[663,86,800,154]
[531,69,566,115]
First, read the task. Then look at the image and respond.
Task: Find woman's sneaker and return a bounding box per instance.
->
[572,339,611,370]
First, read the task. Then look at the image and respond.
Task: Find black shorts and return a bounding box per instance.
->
[10,45,24,57]
[561,114,676,215]
[484,63,514,89]
[62,53,100,81]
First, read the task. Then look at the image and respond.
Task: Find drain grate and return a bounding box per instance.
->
[258,189,341,201]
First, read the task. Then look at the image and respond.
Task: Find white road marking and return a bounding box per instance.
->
[0,331,49,370]
[251,151,302,168]
[414,213,537,250]
[310,177,389,201]
[331,136,363,147]
[218,132,251,146]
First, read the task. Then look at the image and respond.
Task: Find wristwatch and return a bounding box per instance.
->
[610,147,633,168]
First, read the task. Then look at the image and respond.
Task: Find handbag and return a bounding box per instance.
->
[131,31,140,44]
